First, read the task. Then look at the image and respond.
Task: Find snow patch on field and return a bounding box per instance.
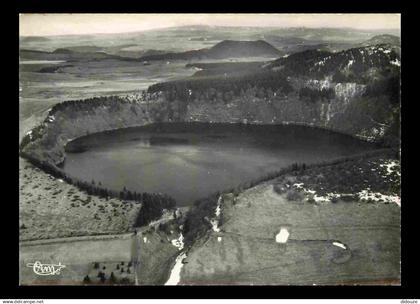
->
[313,195,332,203]
[215,197,222,217]
[332,241,347,249]
[166,232,186,285]
[26,130,33,140]
[293,171,400,207]
[390,59,401,66]
[380,160,400,176]
[171,233,184,250]
[275,228,290,243]
[164,252,187,286]
[293,183,340,203]
[210,219,220,232]
[358,190,400,206]
[210,196,222,232]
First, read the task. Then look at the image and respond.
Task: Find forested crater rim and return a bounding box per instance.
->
[63,121,378,151]
[18,94,386,211]
[20,115,382,172]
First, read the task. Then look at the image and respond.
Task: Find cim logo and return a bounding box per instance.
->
[26,261,66,276]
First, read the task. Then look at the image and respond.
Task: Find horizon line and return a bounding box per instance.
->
[19,24,400,38]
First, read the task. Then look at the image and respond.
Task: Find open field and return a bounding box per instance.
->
[19,157,142,241]
[20,233,133,285]
[19,60,195,140]
[182,187,400,285]
[20,226,181,285]
[181,155,400,285]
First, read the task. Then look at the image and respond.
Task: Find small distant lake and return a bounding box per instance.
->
[63,123,377,206]
[20,60,66,65]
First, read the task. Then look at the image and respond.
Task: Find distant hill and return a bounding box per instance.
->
[139,49,167,57]
[20,36,50,43]
[208,40,282,58]
[53,45,106,53]
[263,35,358,55]
[20,48,135,62]
[360,34,400,47]
[265,44,400,83]
[265,36,310,46]
[49,45,160,59]
[150,43,401,96]
[186,61,266,78]
[52,48,74,54]
[359,35,401,57]
[139,40,283,62]
[113,48,166,59]
[20,49,58,60]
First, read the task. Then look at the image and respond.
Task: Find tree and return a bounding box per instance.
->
[109,272,117,284]
[120,278,131,285]
[83,275,91,284]
[100,275,106,283]
[97,271,106,283]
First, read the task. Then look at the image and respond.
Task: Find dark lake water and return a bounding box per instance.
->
[63,123,376,206]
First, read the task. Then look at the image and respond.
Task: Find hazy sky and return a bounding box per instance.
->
[20,14,400,37]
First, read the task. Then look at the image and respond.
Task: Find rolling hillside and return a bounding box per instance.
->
[265,44,400,83]
[139,40,283,62]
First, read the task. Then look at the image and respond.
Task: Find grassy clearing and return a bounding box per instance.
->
[20,226,180,285]
[20,234,133,285]
[180,151,400,285]
[19,158,141,241]
[181,178,400,285]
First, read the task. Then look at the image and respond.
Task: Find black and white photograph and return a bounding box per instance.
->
[18,13,401,287]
